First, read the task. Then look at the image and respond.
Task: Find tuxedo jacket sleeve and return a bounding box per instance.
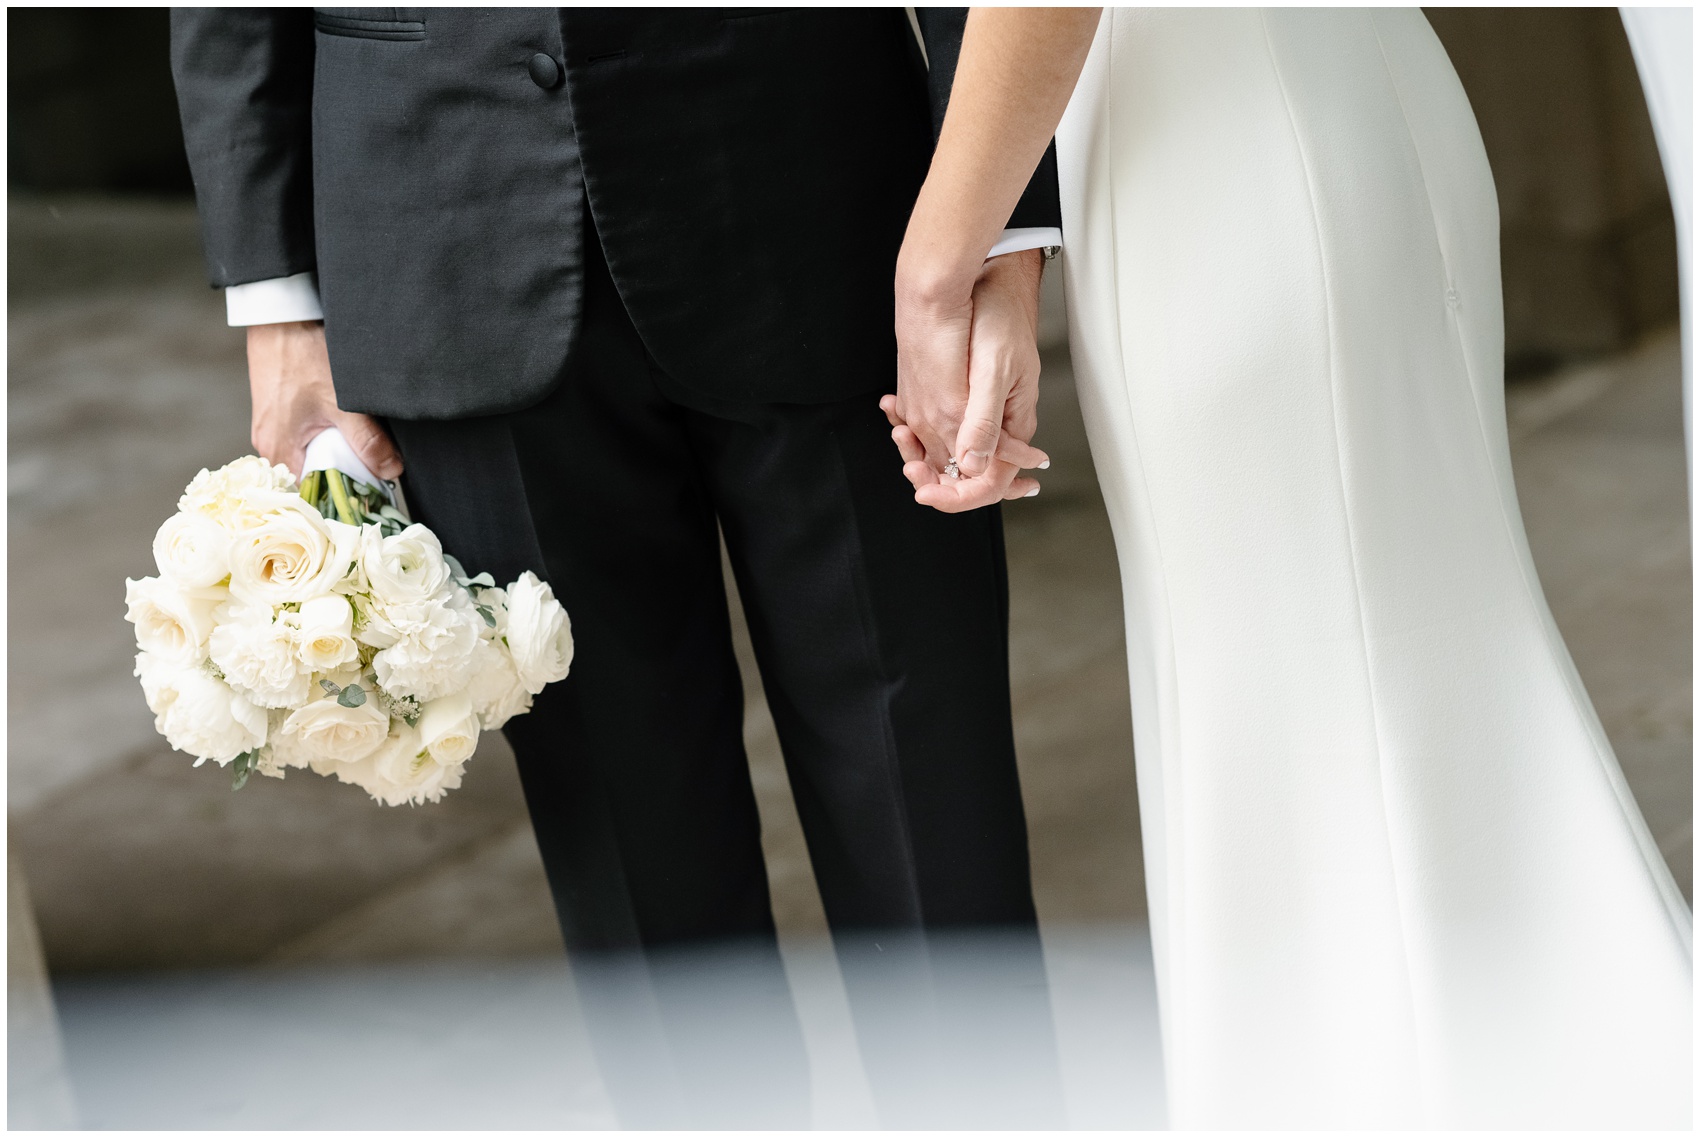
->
[170,9,317,286]
[914,7,1062,233]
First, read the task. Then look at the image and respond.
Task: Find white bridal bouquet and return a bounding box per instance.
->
[125,434,572,805]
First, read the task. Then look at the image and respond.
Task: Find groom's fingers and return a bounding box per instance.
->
[333,410,405,481]
[878,394,904,429]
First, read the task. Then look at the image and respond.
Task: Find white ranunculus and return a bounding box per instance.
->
[466,637,531,730]
[505,571,573,694]
[277,692,390,765]
[228,498,359,605]
[370,593,482,702]
[153,511,234,588]
[295,594,361,672]
[124,576,227,665]
[135,653,268,763]
[417,690,480,766]
[178,456,295,528]
[208,606,312,708]
[360,523,451,605]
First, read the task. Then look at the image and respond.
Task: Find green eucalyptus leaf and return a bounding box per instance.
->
[337,683,367,708]
[476,604,497,628]
[319,679,342,696]
[231,751,253,792]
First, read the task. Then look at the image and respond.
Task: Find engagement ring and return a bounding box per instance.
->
[944,459,961,480]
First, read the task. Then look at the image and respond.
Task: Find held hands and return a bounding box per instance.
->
[246,320,403,480]
[885,248,1049,513]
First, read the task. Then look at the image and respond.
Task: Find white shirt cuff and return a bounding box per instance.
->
[225,272,324,326]
[987,227,1063,259]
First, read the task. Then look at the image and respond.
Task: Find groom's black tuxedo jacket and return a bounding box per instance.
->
[170,8,1061,419]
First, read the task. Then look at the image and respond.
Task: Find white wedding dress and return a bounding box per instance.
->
[1055,9,1692,1128]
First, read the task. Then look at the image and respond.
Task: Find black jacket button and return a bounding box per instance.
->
[528,53,562,89]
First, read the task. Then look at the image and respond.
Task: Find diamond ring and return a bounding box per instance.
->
[943,459,961,480]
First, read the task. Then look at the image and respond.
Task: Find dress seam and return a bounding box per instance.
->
[1259,9,1426,1106]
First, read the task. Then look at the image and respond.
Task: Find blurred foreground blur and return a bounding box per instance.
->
[53,929,1163,1129]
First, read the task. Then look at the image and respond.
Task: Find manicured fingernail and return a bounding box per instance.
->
[1038,460,1051,470]
[969,449,992,459]
[1024,487,1040,498]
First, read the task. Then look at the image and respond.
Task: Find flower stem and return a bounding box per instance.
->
[299,470,322,507]
[325,469,361,526]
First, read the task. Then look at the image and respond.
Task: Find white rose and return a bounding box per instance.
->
[359,524,451,604]
[278,693,390,764]
[125,576,227,665]
[295,594,361,672]
[370,593,481,702]
[153,512,234,588]
[504,571,574,694]
[208,606,312,709]
[417,691,480,765]
[135,653,268,764]
[466,637,532,730]
[178,456,295,528]
[228,498,359,605]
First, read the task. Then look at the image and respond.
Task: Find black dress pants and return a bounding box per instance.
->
[388,227,1057,1127]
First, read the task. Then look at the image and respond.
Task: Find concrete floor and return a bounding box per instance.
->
[8,194,1692,1124]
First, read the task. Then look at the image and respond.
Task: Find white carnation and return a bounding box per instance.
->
[359,523,451,604]
[277,691,391,765]
[295,594,361,672]
[178,456,295,528]
[370,593,482,702]
[124,576,227,666]
[466,637,531,730]
[504,571,573,694]
[208,606,312,709]
[228,498,359,605]
[417,690,480,766]
[153,511,234,588]
[134,652,268,764]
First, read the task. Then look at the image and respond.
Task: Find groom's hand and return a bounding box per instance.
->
[246,320,403,480]
[889,249,1049,512]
